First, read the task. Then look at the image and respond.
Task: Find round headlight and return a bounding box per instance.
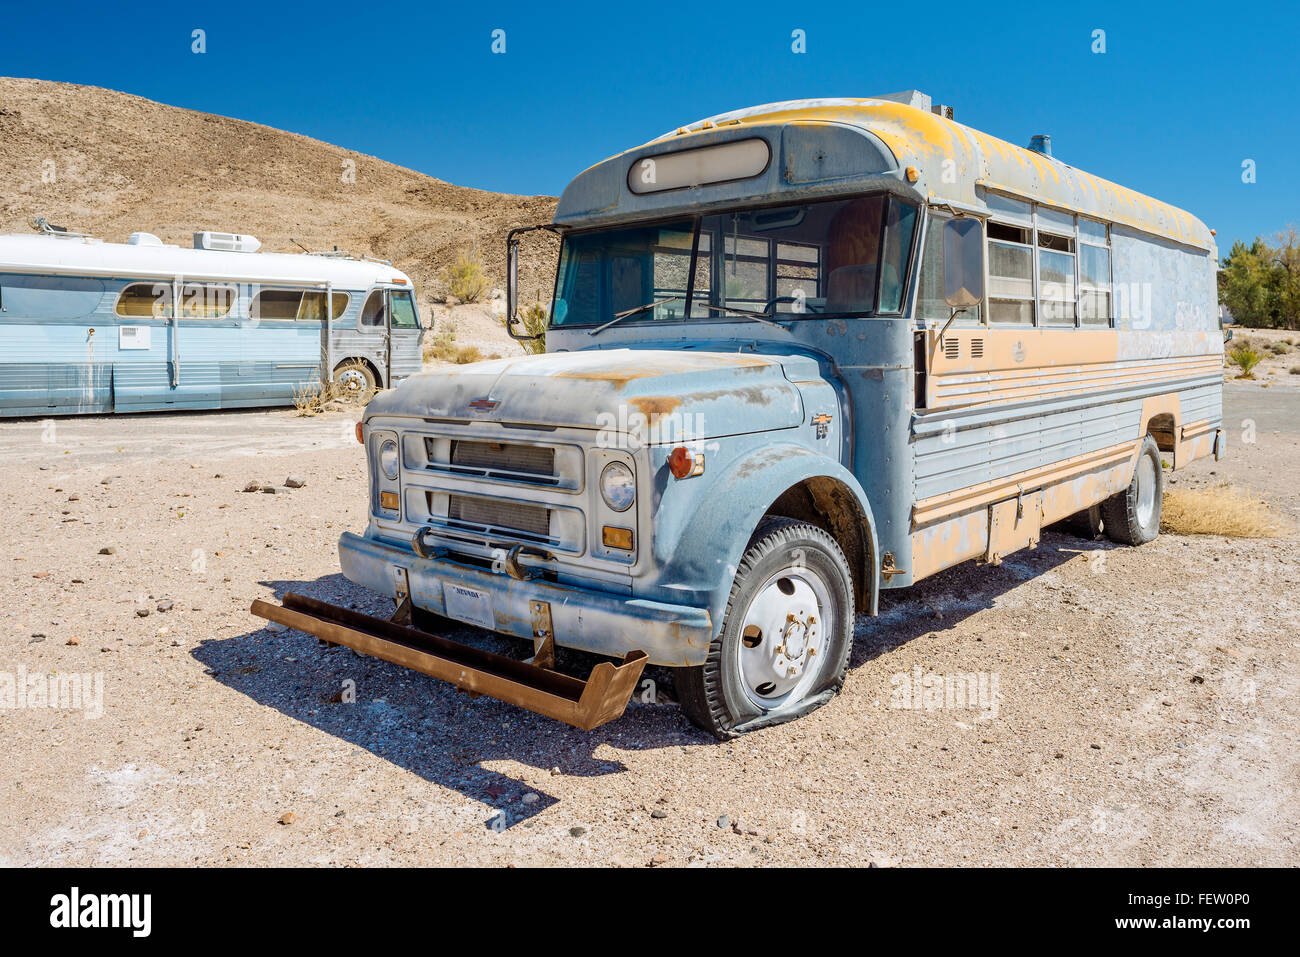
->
[600,461,635,512]
[379,438,400,479]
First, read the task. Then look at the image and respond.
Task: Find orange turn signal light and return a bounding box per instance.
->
[602,526,634,550]
[380,491,400,511]
[355,421,364,444]
[667,446,703,479]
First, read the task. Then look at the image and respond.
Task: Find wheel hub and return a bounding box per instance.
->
[736,569,830,709]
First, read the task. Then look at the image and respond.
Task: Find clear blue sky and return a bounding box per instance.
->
[3,0,1296,254]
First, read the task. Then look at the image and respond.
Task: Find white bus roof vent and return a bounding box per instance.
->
[128,232,166,247]
[193,231,262,253]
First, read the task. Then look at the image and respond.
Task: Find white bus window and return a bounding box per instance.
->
[360,290,386,328]
[987,222,1034,325]
[1037,233,1077,326]
[116,283,174,318]
[917,213,982,325]
[390,291,419,328]
[251,290,303,320]
[180,283,235,319]
[1080,244,1112,325]
[299,292,349,321]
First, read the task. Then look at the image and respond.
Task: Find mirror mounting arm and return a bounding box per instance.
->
[506,223,564,342]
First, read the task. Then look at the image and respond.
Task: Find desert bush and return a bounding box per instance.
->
[516,301,548,355]
[423,324,485,364]
[1161,483,1284,537]
[1290,366,1300,375]
[443,248,490,303]
[291,379,343,416]
[1269,341,1289,355]
[1228,344,1263,378]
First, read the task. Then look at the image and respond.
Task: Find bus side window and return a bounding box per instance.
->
[917,213,982,326]
[390,291,419,328]
[360,290,386,328]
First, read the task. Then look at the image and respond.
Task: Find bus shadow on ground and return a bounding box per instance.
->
[192,528,1109,830]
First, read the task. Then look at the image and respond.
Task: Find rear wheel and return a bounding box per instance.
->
[676,517,854,739]
[333,360,377,404]
[1101,435,1164,545]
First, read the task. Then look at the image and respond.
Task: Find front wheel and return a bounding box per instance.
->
[676,517,854,738]
[333,360,377,404]
[1101,434,1164,545]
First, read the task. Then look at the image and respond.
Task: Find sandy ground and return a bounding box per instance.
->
[1,380,1296,867]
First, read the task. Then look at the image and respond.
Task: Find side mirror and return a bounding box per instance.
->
[504,223,558,341]
[943,217,983,308]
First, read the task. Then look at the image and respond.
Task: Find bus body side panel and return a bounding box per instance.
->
[908,236,1221,582]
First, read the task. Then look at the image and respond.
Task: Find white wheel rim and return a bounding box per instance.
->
[338,369,367,395]
[1135,454,1158,527]
[733,564,832,711]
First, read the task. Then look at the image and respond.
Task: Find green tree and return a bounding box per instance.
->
[1219,238,1275,326]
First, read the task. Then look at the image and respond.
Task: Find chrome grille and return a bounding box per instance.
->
[447,494,551,539]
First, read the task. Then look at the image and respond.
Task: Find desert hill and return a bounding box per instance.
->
[0,77,558,342]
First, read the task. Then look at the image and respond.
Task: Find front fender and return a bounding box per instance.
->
[649,441,879,638]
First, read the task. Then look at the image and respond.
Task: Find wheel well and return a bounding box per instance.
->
[1146,412,1177,455]
[762,477,874,610]
[334,356,384,388]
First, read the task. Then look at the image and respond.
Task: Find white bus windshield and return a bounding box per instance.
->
[551,194,917,328]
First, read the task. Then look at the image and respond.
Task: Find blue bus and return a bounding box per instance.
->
[0,223,424,417]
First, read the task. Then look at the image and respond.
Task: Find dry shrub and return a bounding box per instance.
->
[443,248,489,303]
[1161,483,1285,537]
[292,378,353,415]
[423,326,484,364]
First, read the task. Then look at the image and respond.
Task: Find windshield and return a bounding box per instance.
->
[550,194,917,328]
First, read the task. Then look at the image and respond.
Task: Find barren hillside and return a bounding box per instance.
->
[0,77,558,315]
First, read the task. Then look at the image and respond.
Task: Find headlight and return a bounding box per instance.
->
[600,461,635,512]
[379,438,399,479]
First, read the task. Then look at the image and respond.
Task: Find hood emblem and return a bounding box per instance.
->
[812,412,833,440]
[468,396,500,414]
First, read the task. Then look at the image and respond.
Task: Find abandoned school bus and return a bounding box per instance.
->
[254,91,1223,737]
[0,222,423,416]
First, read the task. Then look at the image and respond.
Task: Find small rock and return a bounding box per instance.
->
[284,475,307,488]
[569,826,586,838]
[98,546,117,555]
[521,793,539,805]
[1090,743,1102,750]
[261,486,280,495]
[650,809,668,819]
[66,636,80,646]
[716,815,730,829]
[242,480,262,492]
[135,606,150,618]
[68,494,80,502]
[279,811,296,826]
[156,600,174,612]
[265,622,288,634]
[649,854,667,865]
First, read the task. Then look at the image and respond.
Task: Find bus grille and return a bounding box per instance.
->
[442,439,557,483]
[447,494,551,539]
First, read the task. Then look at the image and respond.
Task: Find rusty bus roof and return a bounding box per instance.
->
[559,97,1214,253]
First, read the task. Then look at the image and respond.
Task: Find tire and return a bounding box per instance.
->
[333,360,377,404]
[1058,504,1103,540]
[676,517,854,739]
[1101,435,1164,545]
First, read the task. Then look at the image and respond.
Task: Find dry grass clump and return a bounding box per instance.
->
[443,248,490,303]
[423,323,498,365]
[1161,483,1285,537]
[291,379,336,416]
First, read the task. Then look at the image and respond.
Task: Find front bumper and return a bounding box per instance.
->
[338,531,713,666]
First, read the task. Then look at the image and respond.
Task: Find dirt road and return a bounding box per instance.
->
[1,387,1296,866]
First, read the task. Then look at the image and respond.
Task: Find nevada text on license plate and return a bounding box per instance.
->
[443,583,495,630]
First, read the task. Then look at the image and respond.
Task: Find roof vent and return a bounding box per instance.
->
[128,232,165,246]
[194,231,261,253]
[1027,134,1053,157]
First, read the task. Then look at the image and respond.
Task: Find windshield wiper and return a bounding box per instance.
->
[705,304,791,331]
[588,296,682,336]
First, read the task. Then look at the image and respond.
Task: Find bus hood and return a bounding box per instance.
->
[369,348,815,439]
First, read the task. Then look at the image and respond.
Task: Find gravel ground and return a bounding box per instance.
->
[1,383,1296,867]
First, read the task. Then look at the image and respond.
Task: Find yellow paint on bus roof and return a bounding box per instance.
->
[654,98,1214,252]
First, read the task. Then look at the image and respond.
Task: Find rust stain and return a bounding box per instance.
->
[630,396,682,416]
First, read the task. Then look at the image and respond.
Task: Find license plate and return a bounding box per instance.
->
[443,583,495,630]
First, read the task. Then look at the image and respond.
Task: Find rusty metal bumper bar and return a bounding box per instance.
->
[250,592,648,730]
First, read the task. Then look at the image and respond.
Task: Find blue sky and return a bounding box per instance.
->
[2,0,1296,253]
